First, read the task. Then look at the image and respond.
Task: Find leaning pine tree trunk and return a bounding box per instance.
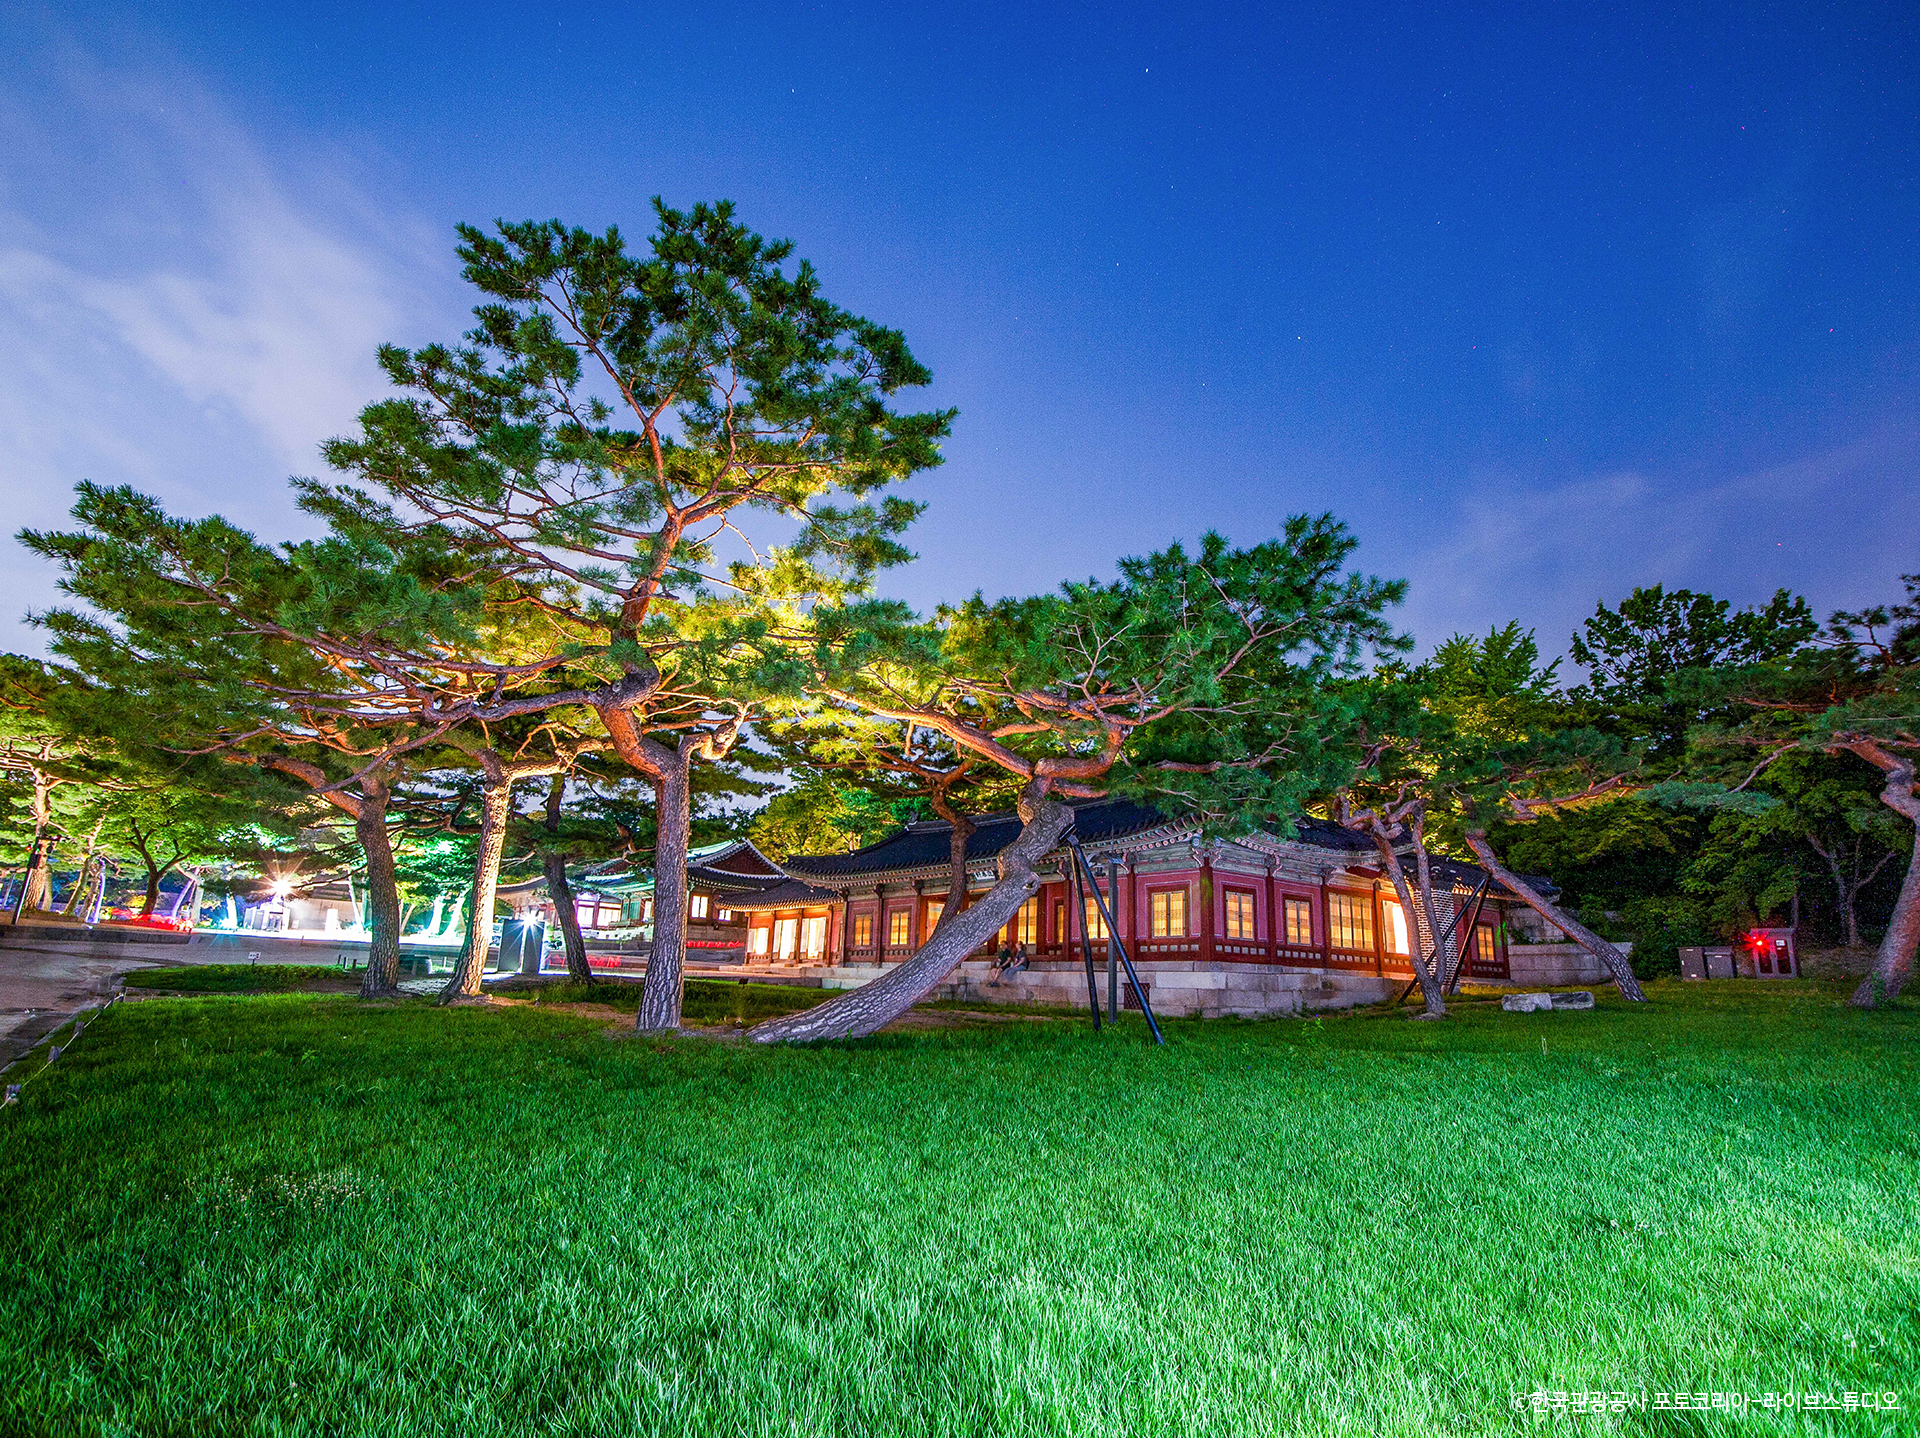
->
[355,782,405,997]
[635,751,693,1032]
[440,778,514,1001]
[1464,830,1647,1002]
[1849,754,1920,1009]
[750,787,1075,1043]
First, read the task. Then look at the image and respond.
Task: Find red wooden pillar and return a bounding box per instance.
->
[1199,848,1215,966]
[1371,883,1386,977]
[1264,861,1278,963]
[1319,872,1332,967]
[1126,857,1138,957]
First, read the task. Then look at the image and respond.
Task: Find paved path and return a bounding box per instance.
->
[0,926,836,1067]
[0,934,157,1068]
[0,927,370,1067]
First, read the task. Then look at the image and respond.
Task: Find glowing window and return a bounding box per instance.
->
[748,925,770,955]
[1013,897,1038,947]
[1327,892,1373,951]
[689,893,709,919]
[1284,897,1313,946]
[1224,890,1255,940]
[924,901,944,934]
[1150,889,1187,938]
[1383,900,1409,955]
[887,908,911,947]
[1082,894,1110,941]
[853,912,873,947]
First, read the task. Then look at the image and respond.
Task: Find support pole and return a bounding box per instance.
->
[1066,839,1102,1031]
[1395,874,1491,1004]
[1442,883,1493,995]
[1069,836,1165,1045]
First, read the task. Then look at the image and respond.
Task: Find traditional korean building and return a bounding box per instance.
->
[732,797,1537,1016]
[583,839,795,957]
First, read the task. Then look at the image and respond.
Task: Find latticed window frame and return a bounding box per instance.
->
[1283,896,1314,946]
[1327,891,1373,951]
[1223,890,1256,940]
[1149,888,1188,938]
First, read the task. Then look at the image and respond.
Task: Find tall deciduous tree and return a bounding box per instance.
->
[749,521,1406,1043]
[312,202,951,1030]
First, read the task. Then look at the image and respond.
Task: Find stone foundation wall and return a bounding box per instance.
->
[899,958,1396,1017]
[1503,943,1627,987]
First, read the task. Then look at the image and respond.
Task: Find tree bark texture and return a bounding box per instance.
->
[1407,820,1455,985]
[17,775,54,914]
[440,777,514,1001]
[59,852,95,917]
[1369,835,1446,1017]
[1464,831,1647,1001]
[1848,755,1920,1008]
[540,774,593,983]
[749,787,1076,1043]
[927,792,976,941]
[355,781,404,997]
[1822,840,1865,950]
[544,849,592,983]
[635,750,693,1031]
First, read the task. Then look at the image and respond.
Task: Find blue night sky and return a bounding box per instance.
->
[2,2,1915,662]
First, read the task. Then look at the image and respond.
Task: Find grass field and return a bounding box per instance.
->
[121,963,363,994]
[2,979,1915,1436]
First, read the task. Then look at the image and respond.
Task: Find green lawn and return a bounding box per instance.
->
[491,975,837,1026]
[2,980,1915,1436]
[122,963,362,994]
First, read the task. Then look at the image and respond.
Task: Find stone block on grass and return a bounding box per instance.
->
[1501,992,1555,1013]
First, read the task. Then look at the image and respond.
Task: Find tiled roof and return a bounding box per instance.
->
[574,838,781,897]
[777,797,1169,879]
[724,878,843,912]
[687,863,792,897]
[1422,855,1560,902]
[780,796,1375,881]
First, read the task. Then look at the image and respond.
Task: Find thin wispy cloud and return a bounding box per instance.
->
[1394,424,1920,662]
[0,28,450,651]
